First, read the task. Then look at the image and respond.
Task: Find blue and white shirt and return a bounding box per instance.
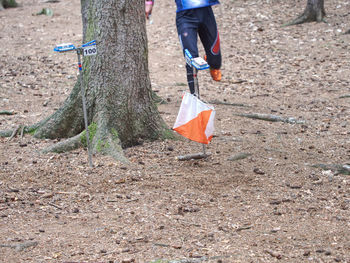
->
[175,0,220,12]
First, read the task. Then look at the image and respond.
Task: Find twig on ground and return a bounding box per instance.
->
[8,125,21,141]
[56,191,77,195]
[208,99,249,107]
[153,243,170,248]
[264,249,282,259]
[48,202,63,210]
[6,185,19,192]
[236,225,252,231]
[20,126,25,139]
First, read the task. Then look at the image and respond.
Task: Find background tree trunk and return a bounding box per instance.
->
[30,0,172,161]
[0,0,18,10]
[284,0,326,26]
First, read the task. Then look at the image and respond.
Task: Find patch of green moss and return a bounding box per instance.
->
[28,128,37,136]
[149,260,168,263]
[96,139,110,153]
[161,128,176,140]
[81,122,97,147]
[111,128,119,140]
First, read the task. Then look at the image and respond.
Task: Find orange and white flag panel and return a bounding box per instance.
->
[173,92,215,144]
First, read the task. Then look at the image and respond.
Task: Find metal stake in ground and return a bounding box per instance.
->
[76,48,93,167]
[193,66,207,156]
[54,41,97,167]
[177,49,212,161]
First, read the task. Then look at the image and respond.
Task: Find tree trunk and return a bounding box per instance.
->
[284,0,326,26]
[30,0,173,161]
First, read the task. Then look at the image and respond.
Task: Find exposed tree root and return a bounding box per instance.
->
[0,129,15,137]
[283,14,326,27]
[283,3,325,27]
[91,122,129,163]
[0,122,42,139]
[32,83,86,139]
[283,14,313,27]
[234,113,305,124]
[0,116,134,163]
[41,121,130,162]
[41,133,83,154]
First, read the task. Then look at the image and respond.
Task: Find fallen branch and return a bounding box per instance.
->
[229,79,247,84]
[0,122,39,138]
[234,113,305,124]
[311,164,350,175]
[339,94,350,99]
[0,241,38,252]
[0,110,15,115]
[177,152,211,161]
[227,152,251,161]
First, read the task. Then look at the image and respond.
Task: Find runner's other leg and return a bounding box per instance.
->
[176,11,200,94]
[198,7,222,81]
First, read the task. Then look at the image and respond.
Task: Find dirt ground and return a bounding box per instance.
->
[0,0,349,262]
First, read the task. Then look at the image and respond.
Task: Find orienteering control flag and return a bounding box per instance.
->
[173,92,215,144]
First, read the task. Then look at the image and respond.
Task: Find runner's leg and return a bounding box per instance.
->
[176,10,199,94]
[198,7,221,70]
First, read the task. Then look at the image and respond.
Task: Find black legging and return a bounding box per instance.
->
[176,6,221,94]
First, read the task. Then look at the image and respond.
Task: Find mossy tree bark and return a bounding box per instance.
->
[9,0,173,161]
[284,0,325,26]
[0,0,18,10]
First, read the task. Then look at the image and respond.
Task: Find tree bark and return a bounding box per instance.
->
[284,0,326,26]
[18,0,173,161]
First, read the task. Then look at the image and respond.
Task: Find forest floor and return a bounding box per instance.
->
[0,0,349,262]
